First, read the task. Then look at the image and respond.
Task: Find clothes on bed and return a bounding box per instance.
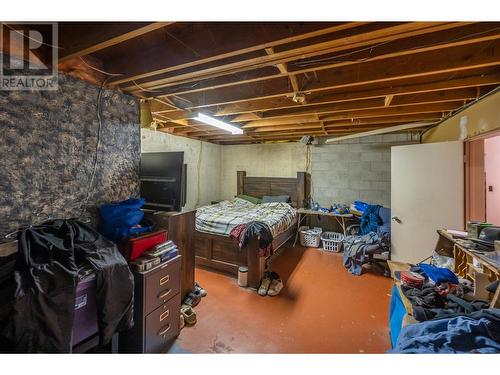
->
[391,308,500,353]
[196,198,297,238]
[229,221,274,257]
[342,232,390,275]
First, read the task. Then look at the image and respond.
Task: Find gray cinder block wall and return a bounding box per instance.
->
[311,133,419,208]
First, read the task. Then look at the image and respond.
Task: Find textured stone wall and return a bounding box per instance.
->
[0,72,140,237]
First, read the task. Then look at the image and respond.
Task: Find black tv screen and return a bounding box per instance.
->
[140,152,186,211]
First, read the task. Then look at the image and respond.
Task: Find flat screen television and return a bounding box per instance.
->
[140,152,186,212]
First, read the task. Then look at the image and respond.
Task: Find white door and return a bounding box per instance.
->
[391,141,464,264]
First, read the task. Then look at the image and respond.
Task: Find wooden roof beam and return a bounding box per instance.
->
[216,73,500,116]
[265,47,300,93]
[126,22,460,93]
[181,36,500,110]
[58,22,173,63]
[323,113,443,128]
[110,22,367,87]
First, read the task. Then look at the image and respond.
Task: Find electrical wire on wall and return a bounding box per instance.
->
[79,76,111,217]
[305,144,313,204]
[194,140,203,208]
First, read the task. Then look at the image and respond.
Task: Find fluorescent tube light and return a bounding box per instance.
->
[325,122,435,143]
[196,113,243,134]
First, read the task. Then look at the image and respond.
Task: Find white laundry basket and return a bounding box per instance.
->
[320,232,344,252]
[299,226,322,248]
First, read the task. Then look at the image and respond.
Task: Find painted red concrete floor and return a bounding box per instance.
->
[175,245,392,353]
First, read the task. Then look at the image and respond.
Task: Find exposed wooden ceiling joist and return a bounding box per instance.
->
[109,22,366,87]
[49,21,500,144]
[127,22,462,94]
[215,72,500,116]
[140,22,495,101]
[175,37,500,109]
[58,22,173,63]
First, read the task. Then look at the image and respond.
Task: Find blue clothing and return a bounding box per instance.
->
[99,198,153,241]
[391,308,500,353]
[353,200,368,213]
[418,263,459,285]
[389,285,406,347]
[359,204,382,235]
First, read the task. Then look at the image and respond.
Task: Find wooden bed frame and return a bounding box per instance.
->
[193,171,310,289]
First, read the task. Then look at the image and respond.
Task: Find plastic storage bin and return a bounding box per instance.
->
[320,232,344,252]
[299,226,322,248]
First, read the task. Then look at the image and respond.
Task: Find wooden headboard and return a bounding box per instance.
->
[236,171,310,208]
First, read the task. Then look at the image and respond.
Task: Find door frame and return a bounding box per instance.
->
[464,128,500,224]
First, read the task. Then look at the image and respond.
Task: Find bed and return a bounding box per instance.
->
[193,171,310,289]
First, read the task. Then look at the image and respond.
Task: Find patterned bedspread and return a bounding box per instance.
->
[195,198,297,237]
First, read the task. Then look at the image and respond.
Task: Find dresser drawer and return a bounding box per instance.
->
[144,292,181,353]
[144,256,181,314]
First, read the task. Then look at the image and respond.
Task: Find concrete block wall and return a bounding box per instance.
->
[220,143,307,200]
[141,129,222,210]
[311,133,419,208]
[140,130,420,210]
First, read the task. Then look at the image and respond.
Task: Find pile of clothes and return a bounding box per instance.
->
[0,219,134,353]
[343,232,390,276]
[392,263,500,353]
[229,221,274,257]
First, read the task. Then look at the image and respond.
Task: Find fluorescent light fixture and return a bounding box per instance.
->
[325,122,435,143]
[196,113,243,134]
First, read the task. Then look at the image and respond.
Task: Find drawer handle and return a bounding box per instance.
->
[158,324,171,336]
[159,275,170,285]
[160,309,170,322]
[158,289,172,300]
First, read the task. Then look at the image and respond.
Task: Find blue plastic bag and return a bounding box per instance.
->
[99,198,154,242]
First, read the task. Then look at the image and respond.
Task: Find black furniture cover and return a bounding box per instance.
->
[1,219,134,353]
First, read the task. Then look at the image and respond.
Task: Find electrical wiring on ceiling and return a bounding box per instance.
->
[291,26,500,68]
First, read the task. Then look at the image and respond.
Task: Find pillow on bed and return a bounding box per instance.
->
[236,194,262,204]
[261,195,291,203]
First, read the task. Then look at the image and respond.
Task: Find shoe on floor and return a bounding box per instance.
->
[181,304,197,325]
[184,292,201,307]
[194,282,207,297]
[258,276,272,296]
[180,314,185,330]
[267,277,283,296]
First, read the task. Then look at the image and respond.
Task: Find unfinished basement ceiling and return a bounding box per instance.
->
[13,22,500,144]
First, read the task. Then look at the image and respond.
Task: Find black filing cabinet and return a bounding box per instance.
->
[119,255,181,353]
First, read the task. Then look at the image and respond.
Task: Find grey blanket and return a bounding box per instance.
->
[343,232,390,275]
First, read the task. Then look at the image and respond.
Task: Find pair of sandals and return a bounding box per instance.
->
[258,271,283,296]
[180,282,207,328]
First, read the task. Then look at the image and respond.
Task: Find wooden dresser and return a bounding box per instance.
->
[119,255,182,353]
[143,210,195,301]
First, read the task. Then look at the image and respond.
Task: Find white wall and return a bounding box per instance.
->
[220,143,308,200]
[141,129,221,210]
